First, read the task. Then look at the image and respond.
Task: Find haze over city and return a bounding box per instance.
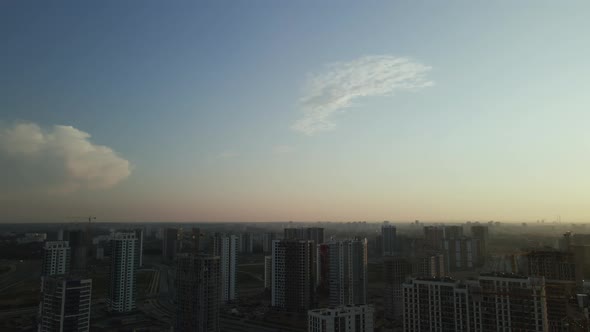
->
[2,2,590,223]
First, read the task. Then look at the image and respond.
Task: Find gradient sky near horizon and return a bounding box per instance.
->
[2,1,590,223]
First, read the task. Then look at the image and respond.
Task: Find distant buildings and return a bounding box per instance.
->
[108,231,139,313]
[284,227,324,245]
[272,239,316,312]
[381,224,397,256]
[328,238,368,306]
[39,276,92,332]
[403,274,548,331]
[239,232,254,254]
[42,241,71,277]
[17,232,47,244]
[443,225,463,239]
[470,224,489,243]
[308,305,374,332]
[175,253,221,332]
[262,232,276,253]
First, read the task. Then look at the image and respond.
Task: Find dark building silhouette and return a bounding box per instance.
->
[175,254,221,332]
[162,228,178,261]
[63,230,88,272]
[423,226,444,250]
[381,224,397,256]
[384,256,412,321]
[271,239,316,312]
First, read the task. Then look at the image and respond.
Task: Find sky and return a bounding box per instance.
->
[2,1,590,223]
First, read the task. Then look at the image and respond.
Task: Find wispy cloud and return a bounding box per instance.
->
[292,55,433,135]
[0,122,131,194]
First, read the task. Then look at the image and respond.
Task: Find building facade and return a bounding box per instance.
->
[108,232,139,313]
[272,239,316,312]
[443,237,481,271]
[284,227,325,245]
[423,226,444,250]
[175,254,221,332]
[384,256,413,321]
[264,255,272,289]
[162,228,178,261]
[402,274,548,332]
[381,225,397,256]
[210,234,238,303]
[39,276,92,332]
[42,241,71,277]
[328,238,368,306]
[308,305,374,332]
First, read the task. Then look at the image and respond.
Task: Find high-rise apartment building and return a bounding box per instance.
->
[39,276,92,332]
[571,245,590,287]
[413,253,445,278]
[308,305,374,332]
[108,232,139,313]
[175,253,221,332]
[384,256,412,320]
[328,238,368,306]
[526,250,577,330]
[272,239,316,312]
[402,274,548,331]
[162,228,178,261]
[317,243,330,290]
[308,227,325,246]
[527,250,575,281]
[62,230,87,272]
[443,237,481,271]
[443,225,463,239]
[423,226,444,250]
[470,224,489,243]
[381,225,397,256]
[177,227,201,254]
[210,234,238,303]
[42,241,71,277]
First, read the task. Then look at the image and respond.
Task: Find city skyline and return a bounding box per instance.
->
[3,2,590,223]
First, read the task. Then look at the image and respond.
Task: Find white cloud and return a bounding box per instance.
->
[0,122,131,194]
[292,55,433,135]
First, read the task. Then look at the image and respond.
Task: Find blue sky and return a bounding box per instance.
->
[2,1,590,222]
